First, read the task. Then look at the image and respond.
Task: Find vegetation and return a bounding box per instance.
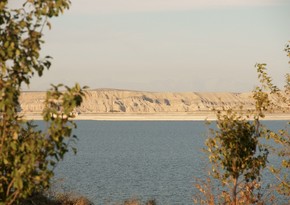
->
[20,193,155,205]
[253,43,290,197]
[20,192,92,205]
[194,109,269,205]
[194,42,290,204]
[0,0,87,204]
[123,198,156,205]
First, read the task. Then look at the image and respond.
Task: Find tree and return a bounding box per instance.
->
[194,42,290,205]
[203,109,269,205]
[0,1,86,204]
[253,42,290,197]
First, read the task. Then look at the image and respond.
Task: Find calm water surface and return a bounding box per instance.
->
[39,120,288,204]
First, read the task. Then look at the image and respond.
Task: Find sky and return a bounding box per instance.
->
[19,0,290,92]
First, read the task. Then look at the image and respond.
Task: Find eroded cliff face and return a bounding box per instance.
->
[19,89,287,114]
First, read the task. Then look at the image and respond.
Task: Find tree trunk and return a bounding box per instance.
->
[232,176,238,205]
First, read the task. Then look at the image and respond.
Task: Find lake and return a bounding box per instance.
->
[39,120,288,204]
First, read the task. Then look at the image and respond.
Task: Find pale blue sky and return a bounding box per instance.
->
[25,0,290,92]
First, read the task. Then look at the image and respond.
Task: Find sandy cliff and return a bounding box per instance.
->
[77,90,254,113]
[19,89,290,120]
[19,89,288,115]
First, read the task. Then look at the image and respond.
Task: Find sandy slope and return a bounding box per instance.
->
[19,89,290,120]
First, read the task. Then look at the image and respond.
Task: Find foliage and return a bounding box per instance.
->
[0,0,86,204]
[195,42,290,204]
[253,42,290,197]
[203,109,269,205]
[123,198,156,205]
[194,176,215,205]
[21,192,155,205]
[19,192,93,205]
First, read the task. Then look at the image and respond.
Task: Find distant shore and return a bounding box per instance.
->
[21,112,290,121]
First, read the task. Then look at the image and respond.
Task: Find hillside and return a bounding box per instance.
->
[20,89,290,120]
[19,89,288,115]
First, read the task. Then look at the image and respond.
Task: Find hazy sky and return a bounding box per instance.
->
[23,0,290,92]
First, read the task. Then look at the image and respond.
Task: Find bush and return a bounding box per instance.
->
[0,1,86,204]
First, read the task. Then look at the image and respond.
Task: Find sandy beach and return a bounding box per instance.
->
[22,112,290,121]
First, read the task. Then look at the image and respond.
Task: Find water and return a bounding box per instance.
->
[38,120,288,204]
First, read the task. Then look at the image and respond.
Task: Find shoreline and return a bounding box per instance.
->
[21,112,290,121]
